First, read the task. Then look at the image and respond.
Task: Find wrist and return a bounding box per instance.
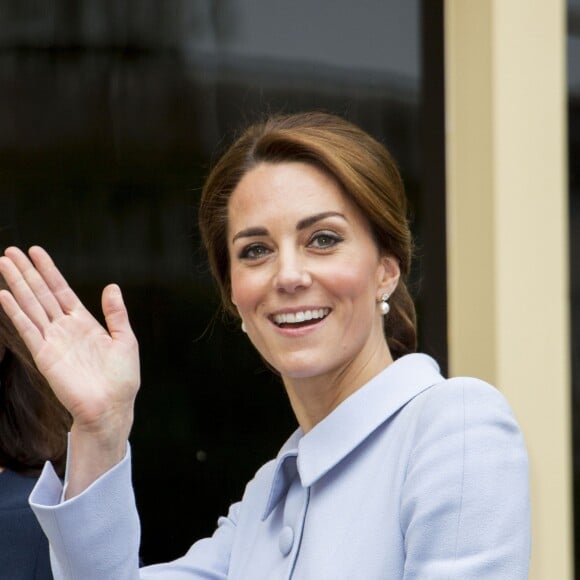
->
[65,420,132,499]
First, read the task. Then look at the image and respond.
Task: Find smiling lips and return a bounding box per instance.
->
[272,308,330,328]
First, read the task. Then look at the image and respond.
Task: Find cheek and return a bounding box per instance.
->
[327,260,379,301]
[230,268,262,313]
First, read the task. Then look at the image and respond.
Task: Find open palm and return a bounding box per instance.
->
[0,246,140,435]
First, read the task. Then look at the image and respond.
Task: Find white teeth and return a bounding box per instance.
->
[273,308,330,326]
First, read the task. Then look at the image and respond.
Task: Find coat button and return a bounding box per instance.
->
[278,526,294,556]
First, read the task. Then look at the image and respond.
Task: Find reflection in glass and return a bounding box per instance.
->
[0,0,430,564]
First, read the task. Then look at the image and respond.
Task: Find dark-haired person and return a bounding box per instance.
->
[0,277,71,579]
[0,112,530,579]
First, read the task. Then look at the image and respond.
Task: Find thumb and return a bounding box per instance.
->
[102,284,134,342]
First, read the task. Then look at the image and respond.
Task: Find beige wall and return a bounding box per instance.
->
[445,1,572,578]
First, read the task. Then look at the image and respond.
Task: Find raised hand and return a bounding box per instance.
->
[0,246,140,495]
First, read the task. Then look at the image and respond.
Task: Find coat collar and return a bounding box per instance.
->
[262,354,443,520]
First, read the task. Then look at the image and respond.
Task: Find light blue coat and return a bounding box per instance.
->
[30,354,530,579]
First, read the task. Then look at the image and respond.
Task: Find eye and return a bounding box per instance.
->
[238,243,271,260]
[308,231,343,250]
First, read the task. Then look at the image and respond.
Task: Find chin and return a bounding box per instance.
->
[255,340,346,381]
[280,368,320,380]
[271,358,333,381]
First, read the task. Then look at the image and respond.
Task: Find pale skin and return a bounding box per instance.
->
[228,162,400,431]
[0,246,139,497]
[0,162,399,498]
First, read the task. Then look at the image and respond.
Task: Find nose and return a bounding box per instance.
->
[274,249,312,293]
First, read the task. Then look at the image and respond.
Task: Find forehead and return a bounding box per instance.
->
[227,161,358,231]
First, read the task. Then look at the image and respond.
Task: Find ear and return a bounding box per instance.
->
[377,255,400,298]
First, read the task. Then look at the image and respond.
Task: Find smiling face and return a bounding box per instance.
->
[228,161,399,386]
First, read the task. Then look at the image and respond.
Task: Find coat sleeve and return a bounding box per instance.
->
[29,446,237,580]
[400,378,531,580]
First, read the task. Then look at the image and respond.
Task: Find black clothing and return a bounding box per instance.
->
[0,469,52,579]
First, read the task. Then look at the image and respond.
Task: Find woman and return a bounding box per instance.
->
[0,277,71,580]
[0,112,530,579]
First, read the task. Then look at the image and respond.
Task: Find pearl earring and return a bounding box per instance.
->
[379,293,390,316]
[241,321,247,333]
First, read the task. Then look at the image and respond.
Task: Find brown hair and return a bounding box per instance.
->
[0,277,71,476]
[199,111,417,359]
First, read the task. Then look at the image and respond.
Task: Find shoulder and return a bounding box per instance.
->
[417,376,519,426]
[405,376,526,462]
[402,374,528,488]
[400,377,531,576]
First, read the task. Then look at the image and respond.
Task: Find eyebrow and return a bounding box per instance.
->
[232,211,347,243]
[232,227,269,243]
[297,211,347,230]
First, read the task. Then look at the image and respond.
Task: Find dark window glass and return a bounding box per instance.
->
[568,0,580,571]
[0,0,444,564]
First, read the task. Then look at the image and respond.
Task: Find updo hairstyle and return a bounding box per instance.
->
[198,111,417,359]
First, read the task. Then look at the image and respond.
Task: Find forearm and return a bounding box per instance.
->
[30,443,239,580]
[30,447,141,580]
[66,413,133,499]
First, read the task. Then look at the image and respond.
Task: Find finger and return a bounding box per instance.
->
[101,284,136,344]
[4,246,63,321]
[0,289,45,355]
[27,246,84,315]
[0,253,51,330]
